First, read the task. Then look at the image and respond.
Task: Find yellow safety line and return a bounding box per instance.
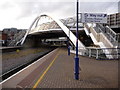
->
[32,51,60,89]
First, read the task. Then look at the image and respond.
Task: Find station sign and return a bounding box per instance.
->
[81,13,107,23]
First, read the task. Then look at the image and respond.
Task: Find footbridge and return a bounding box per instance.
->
[10,14,86,50]
[9,14,120,59]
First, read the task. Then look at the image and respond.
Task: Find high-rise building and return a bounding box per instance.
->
[107,13,120,28]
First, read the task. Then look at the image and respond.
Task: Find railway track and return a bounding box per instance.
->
[0,47,56,82]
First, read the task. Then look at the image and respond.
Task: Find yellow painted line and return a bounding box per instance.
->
[32,51,60,89]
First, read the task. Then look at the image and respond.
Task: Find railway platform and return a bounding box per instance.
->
[0,46,23,53]
[1,48,118,89]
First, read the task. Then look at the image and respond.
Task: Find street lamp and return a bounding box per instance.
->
[74,0,79,80]
[68,27,70,56]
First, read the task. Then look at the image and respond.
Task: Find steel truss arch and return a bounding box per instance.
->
[21,14,86,50]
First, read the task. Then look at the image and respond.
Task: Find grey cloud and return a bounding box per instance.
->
[1,0,118,21]
[0,1,15,9]
[80,2,118,13]
[15,1,75,19]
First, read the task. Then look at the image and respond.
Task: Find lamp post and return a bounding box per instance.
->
[68,27,70,56]
[74,0,79,80]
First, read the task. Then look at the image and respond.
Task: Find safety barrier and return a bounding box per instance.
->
[71,47,120,60]
[85,47,120,60]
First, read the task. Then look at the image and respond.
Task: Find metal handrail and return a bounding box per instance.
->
[78,47,120,59]
[96,24,119,46]
[71,47,120,59]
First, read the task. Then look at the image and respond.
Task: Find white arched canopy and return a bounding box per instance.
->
[21,14,86,50]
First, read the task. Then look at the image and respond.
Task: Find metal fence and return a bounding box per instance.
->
[71,47,120,60]
[85,47,120,60]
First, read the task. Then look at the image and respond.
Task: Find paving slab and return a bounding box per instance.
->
[28,48,118,88]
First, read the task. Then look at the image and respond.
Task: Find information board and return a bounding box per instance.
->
[81,13,107,23]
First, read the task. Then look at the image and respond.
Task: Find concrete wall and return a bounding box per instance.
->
[90,27,100,42]
[99,33,113,48]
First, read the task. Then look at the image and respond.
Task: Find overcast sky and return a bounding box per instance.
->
[0,0,119,30]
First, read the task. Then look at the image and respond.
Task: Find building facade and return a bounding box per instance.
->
[107,13,120,28]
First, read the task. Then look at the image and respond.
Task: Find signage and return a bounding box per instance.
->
[81,13,107,23]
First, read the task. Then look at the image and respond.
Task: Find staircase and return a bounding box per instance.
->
[8,30,26,46]
[84,23,120,59]
[96,24,119,47]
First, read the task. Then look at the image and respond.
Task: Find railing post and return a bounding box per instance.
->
[116,48,118,59]
[89,49,91,57]
[96,49,99,59]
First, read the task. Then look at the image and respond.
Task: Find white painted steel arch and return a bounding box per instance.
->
[21,14,86,50]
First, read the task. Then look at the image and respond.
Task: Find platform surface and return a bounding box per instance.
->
[16,48,118,89]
